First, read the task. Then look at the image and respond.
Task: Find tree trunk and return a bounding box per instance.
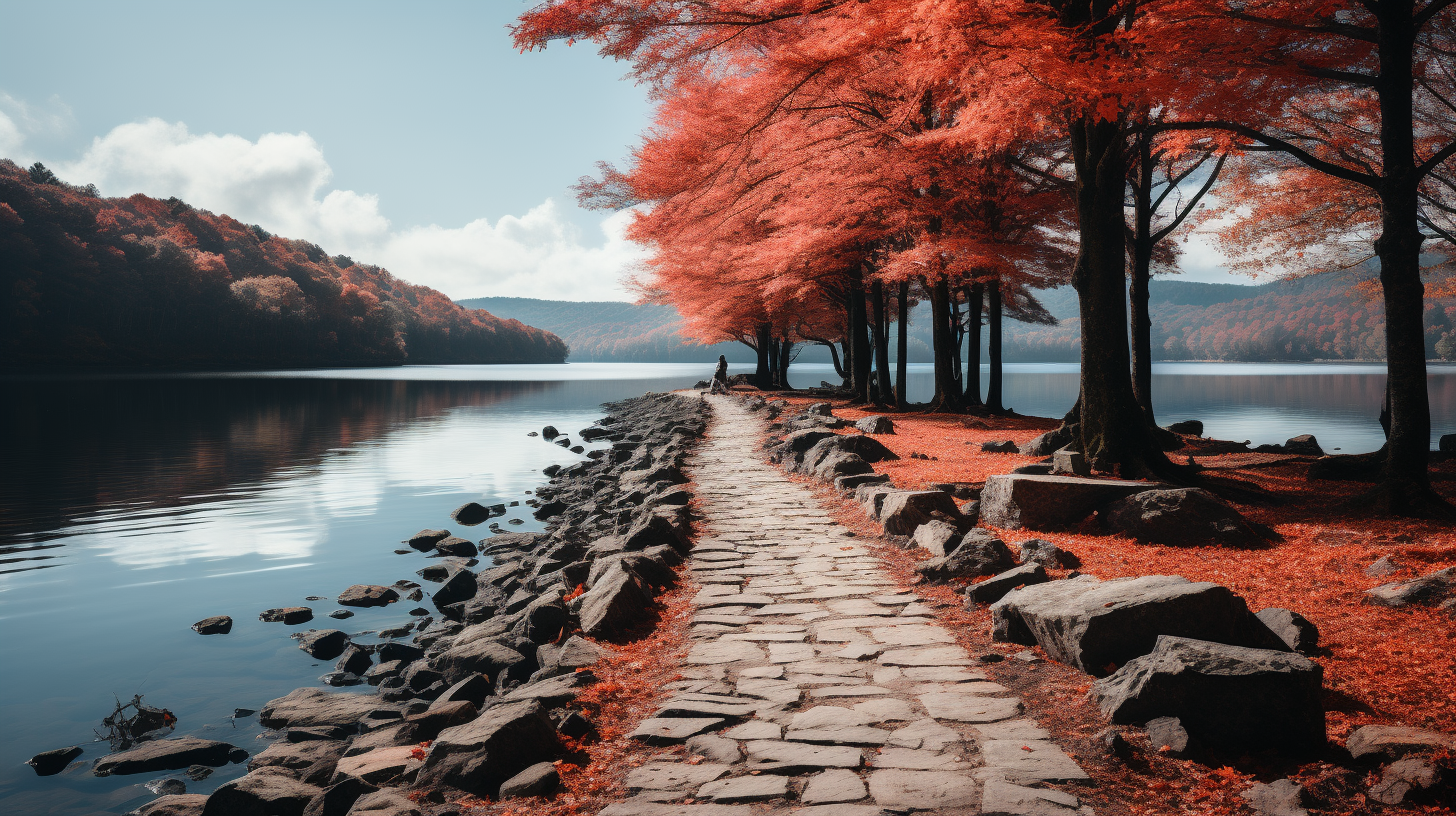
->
[987,279,1005,414]
[896,280,909,410]
[871,279,892,406]
[1371,0,1438,512]
[927,277,961,412]
[1130,134,1157,425]
[850,273,871,403]
[767,334,780,389]
[1071,115,1167,476]
[778,338,794,389]
[753,322,773,389]
[964,283,984,407]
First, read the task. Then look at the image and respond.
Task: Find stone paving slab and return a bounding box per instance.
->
[598,395,1093,815]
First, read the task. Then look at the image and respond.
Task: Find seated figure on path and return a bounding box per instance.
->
[709,354,730,394]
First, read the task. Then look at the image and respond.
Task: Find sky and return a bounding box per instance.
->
[0,0,1250,302]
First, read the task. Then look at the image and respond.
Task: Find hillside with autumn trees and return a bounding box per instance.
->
[0,160,567,369]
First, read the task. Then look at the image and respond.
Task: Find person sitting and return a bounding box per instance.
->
[709,355,730,394]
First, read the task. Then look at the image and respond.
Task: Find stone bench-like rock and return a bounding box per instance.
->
[879,490,964,536]
[1091,636,1325,754]
[418,700,561,797]
[991,575,1288,675]
[1103,488,1275,548]
[979,474,1161,531]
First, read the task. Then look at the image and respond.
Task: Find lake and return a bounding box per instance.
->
[1,361,1453,814]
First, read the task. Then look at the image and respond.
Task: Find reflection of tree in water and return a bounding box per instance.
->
[0,378,557,550]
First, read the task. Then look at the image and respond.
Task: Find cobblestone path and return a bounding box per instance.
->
[601,396,1094,816]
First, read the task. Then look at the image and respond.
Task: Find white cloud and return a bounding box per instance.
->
[55,117,642,301]
[0,92,73,163]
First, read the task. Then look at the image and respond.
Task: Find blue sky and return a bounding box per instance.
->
[0,0,1245,300]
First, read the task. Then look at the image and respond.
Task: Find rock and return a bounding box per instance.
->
[434,634,527,686]
[879,491,964,535]
[430,567,478,609]
[867,769,978,809]
[697,774,788,802]
[418,699,561,796]
[406,529,450,551]
[27,745,82,776]
[247,740,345,786]
[1283,434,1324,456]
[577,562,652,637]
[1345,724,1456,761]
[966,564,1049,605]
[132,794,209,816]
[1255,608,1320,655]
[916,530,1017,582]
[1441,433,1456,453]
[300,778,377,816]
[801,768,867,804]
[686,734,744,764]
[258,688,402,730]
[912,519,962,556]
[1165,420,1204,437]
[980,779,1086,815]
[1365,567,1456,607]
[328,610,353,620]
[1019,424,1076,457]
[192,616,232,635]
[1091,636,1325,753]
[541,425,559,438]
[991,574,1288,674]
[806,402,833,416]
[500,760,560,798]
[744,740,862,772]
[1050,448,1090,478]
[621,512,687,553]
[433,536,478,557]
[451,502,491,526]
[1368,757,1442,805]
[344,789,422,815]
[298,629,350,660]
[856,415,895,434]
[804,434,899,467]
[836,473,889,492]
[94,738,245,777]
[260,607,313,625]
[332,746,416,785]
[556,711,596,740]
[201,769,321,816]
[1366,555,1402,577]
[629,718,725,745]
[980,474,1159,531]
[1145,716,1194,755]
[1018,539,1080,569]
[809,450,873,481]
[624,761,733,791]
[1240,779,1308,816]
[1103,488,1273,548]
[982,440,1019,453]
[337,586,398,608]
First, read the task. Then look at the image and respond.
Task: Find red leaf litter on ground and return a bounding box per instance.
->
[451,506,702,816]
[775,394,1456,815]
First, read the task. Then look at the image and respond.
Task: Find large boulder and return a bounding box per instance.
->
[1018,539,1081,569]
[417,700,561,797]
[966,563,1049,605]
[94,738,246,776]
[344,790,422,816]
[810,451,873,481]
[1090,636,1326,754]
[915,530,1017,582]
[1255,608,1320,655]
[131,795,209,816]
[1165,420,1204,437]
[430,567,478,610]
[452,502,491,525]
[337,586,398,608]
[298,630,350,660]
[202,769,322,816]
[856,416,895,434]
[991,575,1288,675]
[1346,725,1456,761]
[912,519,962,557]
[621,512,687,553]
[769,429,837,464]
[1365,567,1456,607]
[247,740,345,786]
[1018,424,1075,456]
[576,561,653,637]
[880,491,964,536]
[434,634,529,686]
[1103,488,1274,548]
[1283,435,1324,456]
[259,688,402,731]
[980,475,1159,531]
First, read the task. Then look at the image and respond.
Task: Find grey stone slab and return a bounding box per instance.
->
[833,644,884,661]
[903,666,987,682]
[810,685,890,698]
[970,720,1051,741]
[872,667,903,685]
[724,721,782,740]
[787,661,869,676]
[720,632,806,642]
[744,740,864,772]
[787,807,885,816]
[655,699,760,718]
[853,698,917,723]
[696,774,789,802]
[738,665,784,679]
[785,726,891,745]
[600,804,754,816]
[768,643,817,663]
[980,740,1090,782]
[629,717,726,744]
[868,769,979,809]
[871,747,964,770]
[869,626,957,646]
[919,692,1022,722]
[800,768,869,805]
[687,640,765,665]
[686,734,744,765]
[752,603,824,616]
[693,615,755,627]
[911,681,1011,695]
[826,600,900,617]
[819,616,935,630]
[888,718,961,751]
[790,706,871,730]
[878,647,973,666]
[624,762,733,791]
[981,779,1086,816]
[736,679,801,704]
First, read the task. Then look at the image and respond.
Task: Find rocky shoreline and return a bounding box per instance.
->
[31,392,710,816]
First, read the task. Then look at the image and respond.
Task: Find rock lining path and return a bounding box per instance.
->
[603,396,1094,816]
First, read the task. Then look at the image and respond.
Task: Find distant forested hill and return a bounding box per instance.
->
[466,266,1456,365]
[0,160,566,369]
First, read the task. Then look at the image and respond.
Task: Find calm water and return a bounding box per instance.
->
[1,361,1453,815]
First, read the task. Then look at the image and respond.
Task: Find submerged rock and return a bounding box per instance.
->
[297,629,349,660]
[259,607,313,625]
[93,737,246,777]
[191,616,232,635]
[27,745,82,776]
[337,585,398,608]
